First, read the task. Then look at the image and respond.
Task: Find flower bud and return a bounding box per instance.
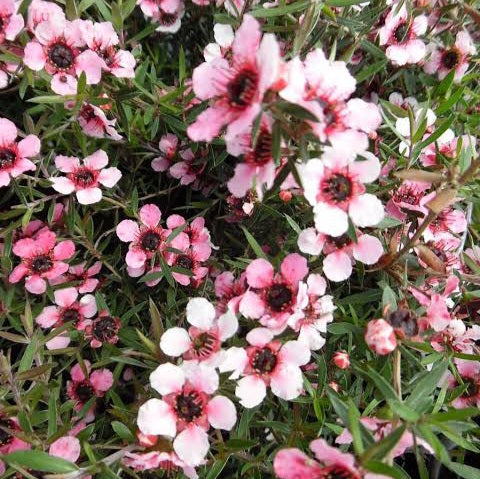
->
[332,351,350,369]
[365,319,397,355]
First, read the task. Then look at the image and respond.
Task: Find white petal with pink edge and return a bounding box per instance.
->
[160,327,192,357]
[207,395,237,430]
[150,363,185,395]
[348,194,384,228]
[270,364,304,400]
[236,375,266,408]
[137,398,177,437]
[323,251,352,282]
[173,426,210,467]
[352,234,383,265]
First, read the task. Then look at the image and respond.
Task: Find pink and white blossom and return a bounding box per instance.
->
[365,319,397,355]
[78,104,122,141]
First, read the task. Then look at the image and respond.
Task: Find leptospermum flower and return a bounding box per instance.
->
[123,451,198,479]
[0,0,24,44]
[226,114,276,199]
[49,436,81,464]
[274,439,390,479]
[36,287,97,349]
[137,362,237,467]
[81,21,136,78]
[0,415,30,475]
[160,298,238,365]
[378,4,428,65]
[364,319,397,355]
[0,117,40,188]
[52,261,102,293]
[27,0,65,32]
[300,149,384,237]
[151,133,179,172]
[424,31,475,83]
[166,246,210,287]
[66,361,113,421]
[214,271,247,314]
[280,49,381,153]
[78,104,122,140]
[239,253,308,332]
[51,150,122,205]
[298,228,384,282]
[288,274,335,350]
[187,14,280,142]
[203,23,234,62]
[84,310,121,348]
[9,229,75,294]
[220,328,311,408]
[23,18,104,95]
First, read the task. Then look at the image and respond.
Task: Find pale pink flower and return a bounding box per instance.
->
[280,49,381,152]
[138,0,180,17]
[226,114,276,199]
[137,362,236,466]
[0,118,40,187]
[123,451,198,479]
[51,261,102,293]
[152,2,185,34]
[166,247,210,287]
[422,205,467,242]
[81,21,136,78]
[203,23,234,62]
[378,5,428,65]
[220,328,311,407]
[24,18,104,95]
[239,254,308,332]
[385,180,430,221]
[160,297,238,366]
[27,0,65,32]
[301,150,384,237]
[78,104,122,140]
[288,273,335,350]
[214,271,247,314]
[365,319,397,355]
[151,133,179,172]
[187,15,281,142]
[9,229,75,294]
[66,360,113,421]
[0,0,24,43]
[49,436,81,463]
[169,148,206,186]
[51,150,121,205]
[445,360,480,409]
[0,416,31,455]
[424,31,475,83]
[419,131,475,167]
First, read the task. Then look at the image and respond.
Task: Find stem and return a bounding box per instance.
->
[393,348,402,399]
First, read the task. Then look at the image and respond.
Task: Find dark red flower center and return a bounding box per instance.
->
[62,308,80,324]
[330,233,352,250]
[140,231,161,252]
[72,167,97,187]
[388,309,418,337]
[442,48,460,69]
[252,347,277,374]
[266,283,292,312]
[75,380,94,403]
[395,188,419,205]
[227,68,259,109]
[0,17,4,33]
[161,12,177,26]
[322,173,353,203]
[80,105,97,121]
[97,47,116,67]
[322,465,358,479]
[463,378,479,398]
[31,255,53,273]
[191,331,219,359]
[246,129,272,165]
[393,23,409,43]
[48,42,75,69]
[0,148,16,169]
[0,418,14,447]
[175,391,203,423]
[175,255,193,270]
[92,316,118,343]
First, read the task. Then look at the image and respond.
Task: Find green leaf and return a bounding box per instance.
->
[362,425,406,462]
[2,451,78,473]
[224,439,258,450]
[240,226,267,259]
[111,421,135,441]
[205,457,231,479]
[356,59,388,83]
[446,462,480,479]
[364,460,412,479]
[251,0,310,17]
[275,101,319,122]
[405,361,448,409]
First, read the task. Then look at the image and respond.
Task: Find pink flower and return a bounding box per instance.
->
[51,261,102,293]
[220,328,311,407]
[153,2,185,34]
[187,15,280,142]
[386,181,430,222]
[445,360,480,409]
[51,150,122,204]
[378,5,427,65]
[138,0,180,17]
[23,18,104,95]
[81,21,136,78]
[137,362,237,466]
[203,23,234,62]
[280,49,381,152]
[78,104,122,140]
[214,271,247,314]
[239,254,308,332]
[123,451,198,479]
[166,214,212,260]
[49,436,81,463]
[301,149,384,237]
[226,114,276,199]
[166,247,210,287]
[27,0,65,32]
[298,228,384,282]
[288,273,335,350]
[274,448,323,479]
[84,310,121,348]
[169,148,206,186]
[151,133,179,172]
[160,297,238,365]
[0,0,24,43]
[9,229,75,294]
[0,118,40,187]
[66,360,113,421]
[365,319,397,355]
[0,416,31,455]
[424,31,475,83]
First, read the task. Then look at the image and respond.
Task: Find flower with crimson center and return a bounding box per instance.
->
[137,362,237,467]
